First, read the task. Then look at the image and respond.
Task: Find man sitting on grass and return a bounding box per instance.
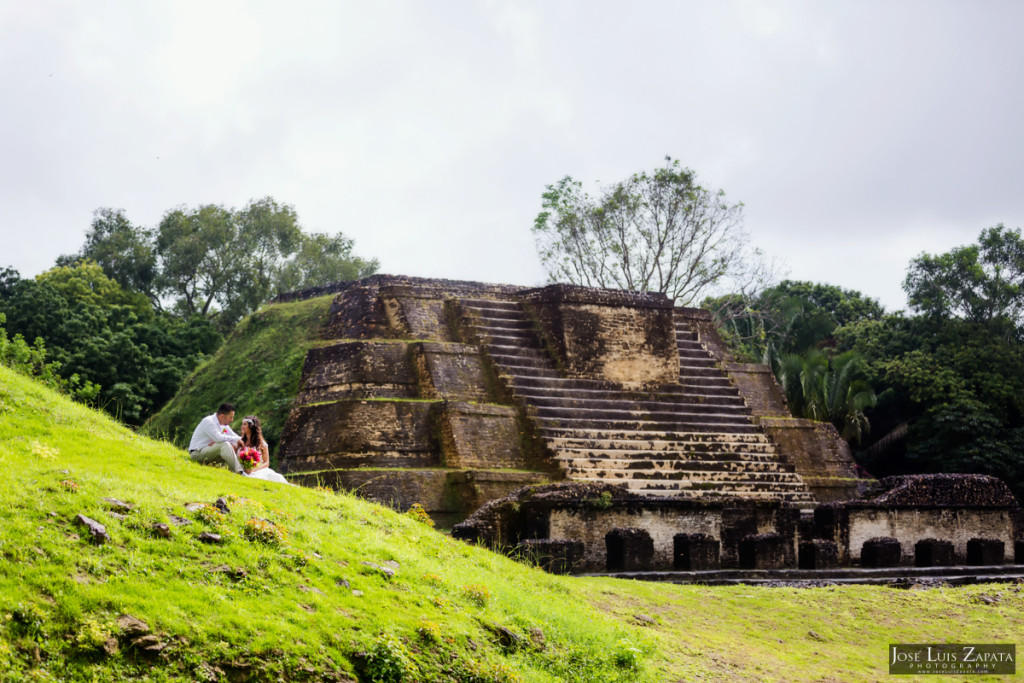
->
[188,403,246,475]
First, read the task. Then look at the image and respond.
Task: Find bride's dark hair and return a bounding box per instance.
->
[242,415,263,448]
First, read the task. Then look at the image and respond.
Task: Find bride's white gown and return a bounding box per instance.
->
[248,467,290,484]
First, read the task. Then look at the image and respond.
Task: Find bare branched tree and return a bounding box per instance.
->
[532,157,774,305]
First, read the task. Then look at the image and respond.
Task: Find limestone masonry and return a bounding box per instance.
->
[275,275,1022,574]
[278,275,857,520]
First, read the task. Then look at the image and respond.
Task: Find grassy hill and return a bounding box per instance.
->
[2,365,1022,681]
[142,294,335,455]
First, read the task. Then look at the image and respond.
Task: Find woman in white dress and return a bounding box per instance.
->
[238,415,291,484]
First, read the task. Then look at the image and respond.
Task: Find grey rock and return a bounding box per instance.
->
[152,523,171,538]
[167,514,191,526]
[74,514,109,544]
[102,497,134,512]
[360,561,395,579]
[117,615,150,638]
[197,532,222,544]
[214,498,230,514]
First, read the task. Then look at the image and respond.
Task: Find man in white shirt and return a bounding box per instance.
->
[188,403,246,474]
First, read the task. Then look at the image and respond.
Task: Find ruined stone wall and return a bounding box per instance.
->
[675,309,866,501]
[523,284,679,386]
[814,475,1024,564]
[278,275,552,524]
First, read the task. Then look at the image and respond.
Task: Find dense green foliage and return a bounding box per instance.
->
[0,263,219,425]
[712,230,1024,499]
[10,196,378,428]
[533,158,767,304]
[3,366,1021,682]
[708,280,886,362]
[142,295,336,456]
[58,197,378,332]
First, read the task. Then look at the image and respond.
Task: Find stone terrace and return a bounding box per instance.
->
[277,276,859,521]
[458,296,813,503]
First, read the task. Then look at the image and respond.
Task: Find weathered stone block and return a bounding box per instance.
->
[915,538,955,567]
[516,539,585,574]
[296,341,417,404]
[523,284,678,386]
[860,537,902,568]
[798,539,839,569]
[966,538,1005,565]
[278,399,439,470]
[606,527,655,572]
[413,342,491,402]
[439,402,525,469]
[322,283,393,339]
[673,533,720,570]
[738,533,786,569]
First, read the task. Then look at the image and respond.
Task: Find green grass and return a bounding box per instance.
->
[2,365,1021,681]
[141,295,335,454]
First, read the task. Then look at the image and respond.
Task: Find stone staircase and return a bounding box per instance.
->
[460,298,814,503]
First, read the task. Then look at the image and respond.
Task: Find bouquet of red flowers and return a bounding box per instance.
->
[238,447,261,472]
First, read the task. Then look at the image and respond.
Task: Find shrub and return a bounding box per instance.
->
[58,479,79,493]
[363,632,413,683]
[461,584,491,608]
[612,638,642,669]
[74,615,115,653]
[416,620,441,643]
[242,518,289,545]
[9,603,45,640]
[404,503,435,527]
[192,503,225,527]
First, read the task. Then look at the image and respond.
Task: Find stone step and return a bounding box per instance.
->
[487,354,554,370]
[461,298,523,311]
[677,365,724,377]
[677,378,732,390]
[541,428,772,444]
[532,403,753,422]
[521,393,745,412]
[472,319,535,332]
[551,444,779,459]
[563,467,801,483]
[555,456,794,472]
[549,443,777,459]
[511,375,741,397]
[676,351,717,363]
[484,333,543,349]
[496,366,563,379]
[537,417,757,433]
[511,380,743,402]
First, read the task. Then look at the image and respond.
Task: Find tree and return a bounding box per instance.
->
[766,346,877,444]
[275,232,380,293]
[0,264,220,425]
[56,208,158,304]
[707,281,885,362]
[904,224,1024,330]
[533,157,768,304]
[155,203,242,322]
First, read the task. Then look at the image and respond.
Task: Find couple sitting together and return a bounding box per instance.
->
[187,403,289,484]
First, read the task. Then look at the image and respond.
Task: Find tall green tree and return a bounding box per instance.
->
[275,232,380,293]
[708,280,885,362]
[904,224,1024,329]
[0,263,219,425]
[533,157,769,304]
[56,208,158,304]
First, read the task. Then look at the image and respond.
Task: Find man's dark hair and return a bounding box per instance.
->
[216,403,235,415]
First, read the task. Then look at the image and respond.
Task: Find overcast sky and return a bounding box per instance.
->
[3,1,1023,312]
